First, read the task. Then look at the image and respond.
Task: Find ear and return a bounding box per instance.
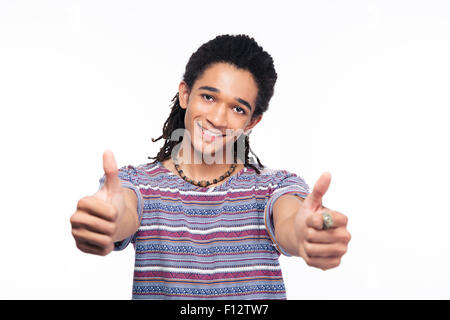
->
[244,114,262,135]
[178,81,190,110]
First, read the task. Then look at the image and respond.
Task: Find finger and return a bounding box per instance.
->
[76,196,118,222]
[305,256,341,271]
[306,212,324,230]
[71,227,113,249]
[304,227,351,244]
[303,172,331,211]
[70,211,116,236]
[304,242,347,258]
[76,240,113,256]
[103,150,122,194]
[327,210,348,229]
[306,209,348,230]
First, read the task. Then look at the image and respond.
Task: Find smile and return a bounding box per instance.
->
[197,123,225,138]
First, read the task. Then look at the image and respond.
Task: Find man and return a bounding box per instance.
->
[70,34,351,299]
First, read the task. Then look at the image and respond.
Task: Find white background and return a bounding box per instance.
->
[0,0,449,299]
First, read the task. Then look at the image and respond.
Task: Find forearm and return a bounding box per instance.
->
[273,194,305,257]
[112,188,140,242]
[274,212,302,257]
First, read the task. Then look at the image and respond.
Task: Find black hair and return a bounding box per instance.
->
[148,34,278,174]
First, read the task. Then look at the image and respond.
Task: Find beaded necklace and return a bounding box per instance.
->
[173,153,237,187]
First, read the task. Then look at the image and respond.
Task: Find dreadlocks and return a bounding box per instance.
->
[148,34,278,174]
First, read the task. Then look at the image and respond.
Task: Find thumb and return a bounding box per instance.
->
[102,150,122,194]
[304,171,331,211]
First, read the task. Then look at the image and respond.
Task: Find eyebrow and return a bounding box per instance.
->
[198,86,252,111]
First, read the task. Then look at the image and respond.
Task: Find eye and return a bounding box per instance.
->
[201,94,214,102]
[233,106,246,115]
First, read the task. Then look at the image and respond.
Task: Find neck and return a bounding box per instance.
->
[174,139,242,182]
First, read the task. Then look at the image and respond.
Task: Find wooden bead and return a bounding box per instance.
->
[173,161,238,187]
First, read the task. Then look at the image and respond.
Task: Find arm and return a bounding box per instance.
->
[273,194,305,257]
[112,187,139,242]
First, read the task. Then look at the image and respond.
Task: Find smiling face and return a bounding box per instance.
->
[178,62,262,163]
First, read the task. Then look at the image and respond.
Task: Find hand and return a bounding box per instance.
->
[70,150,126,256]
[294,172,351,270]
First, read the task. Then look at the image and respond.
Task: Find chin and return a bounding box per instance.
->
[191,139,230,164]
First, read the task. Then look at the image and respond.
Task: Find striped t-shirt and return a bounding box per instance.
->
[98,159,310,299]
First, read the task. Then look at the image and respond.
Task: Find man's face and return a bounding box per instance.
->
[178,62,262,163]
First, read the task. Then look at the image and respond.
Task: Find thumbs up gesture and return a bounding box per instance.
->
[294,172,351,270]
[70,150,127,256]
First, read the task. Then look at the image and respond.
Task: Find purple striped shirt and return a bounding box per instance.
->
[98,160,309,299]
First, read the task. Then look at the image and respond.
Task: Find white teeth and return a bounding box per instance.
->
[204,129,222,137]
[199,124,223,136]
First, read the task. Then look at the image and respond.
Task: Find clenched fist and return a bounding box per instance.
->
[70,150,127,256]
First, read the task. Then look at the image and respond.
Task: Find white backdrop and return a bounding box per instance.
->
[0,0,449,299]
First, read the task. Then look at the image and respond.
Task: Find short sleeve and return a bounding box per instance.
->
[264,170,310,257]
[98,165,144,251]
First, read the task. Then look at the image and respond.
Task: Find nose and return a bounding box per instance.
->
[206,103,228,130]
